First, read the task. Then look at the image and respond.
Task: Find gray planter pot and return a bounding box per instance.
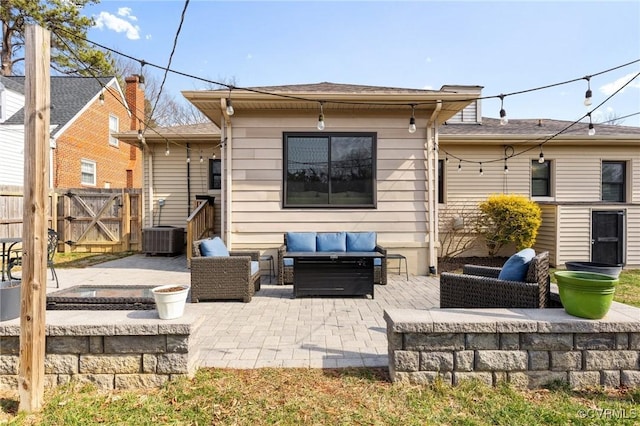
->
[0,281,21,321]
[565,261,622,279]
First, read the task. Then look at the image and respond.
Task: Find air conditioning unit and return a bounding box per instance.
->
[143,226,184,255]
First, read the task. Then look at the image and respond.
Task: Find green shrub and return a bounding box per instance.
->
[478,194,542,256]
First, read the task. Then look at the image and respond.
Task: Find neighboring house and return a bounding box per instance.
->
[439,105,640,268]
[0,74,144,189]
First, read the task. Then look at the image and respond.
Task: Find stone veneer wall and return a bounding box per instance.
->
[384,307,640,389]
[0,320,201,391]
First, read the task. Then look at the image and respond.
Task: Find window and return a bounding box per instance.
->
[602,161,626,202]
[81,159,96,186]
[209,159,221,190]
[438,159,444,204]
[531,160,551,197]
[109,114,119,147]
[284,132,376,208]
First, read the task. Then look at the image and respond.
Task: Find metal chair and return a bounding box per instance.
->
[8,228,59,288]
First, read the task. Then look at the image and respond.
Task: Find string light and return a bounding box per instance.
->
[165,140,170,156]
[584,76,593,106]
[587,113,596,136]
[138,60,146,90]
[504,158,509,174]
[538,146,545,164]
[199,149,204,163]
[137,129,143,140]
[317,102,325,130]
[226,87,234,116]
[408,104,417,133]
[99,91,105,105]
[457,160,462,172]
[479,162,483,176]
[186,149,190,163]
[499,94,508,125]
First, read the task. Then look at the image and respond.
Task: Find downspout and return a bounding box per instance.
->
[186,142,191,216]
[221,98,233,247]
[426,100,442,275]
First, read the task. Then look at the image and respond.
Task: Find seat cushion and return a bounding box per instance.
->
[286,232,317,252]
[316,232,346,252]
[498,248,536,281]
[199,237,230,257]
[250,261,260,276]
[283,258,294,267]
[346,232,376,252]
[374,258,382,266]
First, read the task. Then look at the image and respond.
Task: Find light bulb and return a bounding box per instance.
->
[538,152,545,164]
[317,113,325,130]
[584,89,593,106]
[499,109,508,125]
[186,157,190,163]
[588,124,596,136]
[504,164,509,174]
[137,129,143,140]
[226,98,234,116]
[200,155,204,163]
[479,163,483,176]
[99,92,105,105]
[165,148,170,156]
[408,117,417,133]
[457,161,462,172]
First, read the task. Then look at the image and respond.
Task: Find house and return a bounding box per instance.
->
[117,82,480,275]
[438,106,640,268]
[0,74,144,189]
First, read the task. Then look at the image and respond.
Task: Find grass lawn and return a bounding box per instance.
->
[1,368,639,425]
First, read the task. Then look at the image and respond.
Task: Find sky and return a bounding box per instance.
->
[81,0,640,127]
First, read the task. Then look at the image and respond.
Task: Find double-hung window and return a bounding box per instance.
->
[109,114,119,147]
[283,132,376,208]
[81,159,96,186]
[531,160,551,197]
[209,159,221,190]
[602,161,626,202]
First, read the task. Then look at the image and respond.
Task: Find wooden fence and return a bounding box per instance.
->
[0,186,142,253]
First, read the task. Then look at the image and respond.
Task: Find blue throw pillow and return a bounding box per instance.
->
[286,232,317,252]
[200,237,230,257]
[346,232,376,252]
[317,232,346,252]
[498,248,536,281]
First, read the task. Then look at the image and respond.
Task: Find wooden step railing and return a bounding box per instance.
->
[186,200,215,265]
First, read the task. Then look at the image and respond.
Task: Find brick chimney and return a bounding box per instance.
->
[125,75,145,131]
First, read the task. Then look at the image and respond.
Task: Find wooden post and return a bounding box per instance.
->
[19,24,50,413]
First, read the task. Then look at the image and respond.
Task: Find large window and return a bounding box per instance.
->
[109,114,119,147]
[531,160,551,197]
[81,159,96,186]
[284,132,376,208]
[209,159,221,190]
[602,161,626,202]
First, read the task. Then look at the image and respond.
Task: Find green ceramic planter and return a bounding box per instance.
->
[554,271,618,319]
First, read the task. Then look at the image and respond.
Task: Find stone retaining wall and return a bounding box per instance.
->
[385,305,640,389]
[0,311,202,391]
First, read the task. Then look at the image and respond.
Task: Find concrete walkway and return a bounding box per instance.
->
[48,254,440,369]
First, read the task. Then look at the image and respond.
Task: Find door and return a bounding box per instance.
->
[591,210,624,265]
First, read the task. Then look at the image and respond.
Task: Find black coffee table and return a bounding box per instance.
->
[46,285,157,310]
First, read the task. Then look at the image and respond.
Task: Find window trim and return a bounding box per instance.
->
[109,114,119,147]
[601,160,626,202]
[283,132,377,209]
[81,159,97,186]
[531,159,552,198]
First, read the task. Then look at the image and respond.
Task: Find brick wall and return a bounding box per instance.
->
[54,80,143,189]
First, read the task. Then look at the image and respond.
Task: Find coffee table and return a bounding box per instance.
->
[46,285,157,310]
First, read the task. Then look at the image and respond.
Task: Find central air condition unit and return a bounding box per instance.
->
[143,226,184,255]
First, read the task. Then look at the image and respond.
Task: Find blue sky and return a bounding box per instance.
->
[82,0,640,126]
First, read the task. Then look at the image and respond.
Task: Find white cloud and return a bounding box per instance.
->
[94,11,141,40]
[118,7,137,21]
[422,85,434,90]
[599,72,640,96]
[246,53,253,60]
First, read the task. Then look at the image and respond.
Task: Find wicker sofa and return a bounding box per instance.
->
[190,237,261,303]
[439,251,553,308]
[277,231,387,286]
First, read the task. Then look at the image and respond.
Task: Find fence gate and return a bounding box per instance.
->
[57,188,141,253]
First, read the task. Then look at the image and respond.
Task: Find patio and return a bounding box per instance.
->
[48,253,440,369]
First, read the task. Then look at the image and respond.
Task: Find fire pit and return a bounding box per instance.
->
[46,285,157,310]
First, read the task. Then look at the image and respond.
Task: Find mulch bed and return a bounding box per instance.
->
[437,256,508,273]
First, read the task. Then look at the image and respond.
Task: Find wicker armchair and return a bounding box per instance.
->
[277,232,387,286]
[439,251,551,308]
[190,238,261,303]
